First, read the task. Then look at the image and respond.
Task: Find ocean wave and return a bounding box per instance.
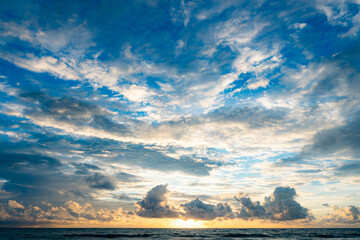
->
[63,233,153,238]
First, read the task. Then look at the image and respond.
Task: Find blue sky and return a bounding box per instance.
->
[0,0,359,227]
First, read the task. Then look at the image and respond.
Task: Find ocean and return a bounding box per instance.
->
[0,228,359,239]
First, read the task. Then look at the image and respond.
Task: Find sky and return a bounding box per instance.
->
[0,0,360,228]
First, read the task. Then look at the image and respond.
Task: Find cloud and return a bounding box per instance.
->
[0,200,125,225]
[236,187,312,221]
[335,161,360,176]
[121,84,155,103]
[86,173,117,190]
[0,152,62,170]
[115,172,140,183]
[0,0,360,228]
[246,79,270,90]
[115,193,138,201]
[0,18,93,57]
[72,163,101,175]
[316,0,360,38]
[181,197,234,220]
[305,114,360,156]
[277,112,360,165]
[0,147,103,206]
[21,92,128,134]
[206,106,287,128]
[89,143,213,176]
[136,184,179,218]
[8,200,24,209]
[12,92,213,176]
[322,205,360,224]
[235,196,266,219]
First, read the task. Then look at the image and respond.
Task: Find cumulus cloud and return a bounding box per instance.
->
[8,200,24,209]
[181,197,234,220]
[136,185,311,222]
[322,205,360,224]
[136,184,179,218]
[0,200,125,225]
[236,187,312,221]
[86,173,117,190]
[235,196,266,219]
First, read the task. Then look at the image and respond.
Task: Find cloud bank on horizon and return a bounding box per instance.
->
[0,0,359,227]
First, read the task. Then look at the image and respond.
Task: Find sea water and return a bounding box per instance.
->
[0,228,359,239]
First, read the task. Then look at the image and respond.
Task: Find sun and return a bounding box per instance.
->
[171,219,204,228]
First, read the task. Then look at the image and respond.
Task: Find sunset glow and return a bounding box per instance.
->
[172,219,205,228]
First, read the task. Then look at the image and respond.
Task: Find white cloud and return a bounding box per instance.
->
[121,85,155,103]
[247,79,270,90]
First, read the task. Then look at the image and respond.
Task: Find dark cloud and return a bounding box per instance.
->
[20,129,213,176]
[115,172,140,183]
[235,196,267,219]
[295,169,322,173]
[181,197,234,220]
[77,140,213,176]
[305,115,360,157]
[0,152,62,170]
[0,137,124,210]
[335,161,360,176]
[277,113,360,166]
[114,193,138,201]
[263,187,310,221]
[21,92,128,134]
[0,132,212,214]
[236,187,312,221]
[310,59,360,98]
[0,151,68,204]
[0,141,110,205]
[72,162,101,175]
[86,173,117,190]
[348,206,360,221]
[136,184,179,218]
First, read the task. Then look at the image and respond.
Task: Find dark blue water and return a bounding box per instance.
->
[0,228,359,239]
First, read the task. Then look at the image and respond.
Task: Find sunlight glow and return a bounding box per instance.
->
[172,219,205,228]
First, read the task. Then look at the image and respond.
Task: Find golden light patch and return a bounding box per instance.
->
[171,219,204,228]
